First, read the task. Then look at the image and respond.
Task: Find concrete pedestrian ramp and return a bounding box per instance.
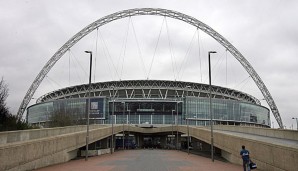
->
[0,125,297,171]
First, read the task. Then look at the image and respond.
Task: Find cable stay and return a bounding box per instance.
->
[98,30,121,81]
[239,78,254,92]
[201,48,225,84]
[226,48,228,86]
[131,18,147,79]
[222,48,237,88]
[165,17,177,80]
[147,17,166,79]
[197,29,207,84]
[93,28,99,83]
[197,28,203,83]
[45,76,58,93]
[97,30,114,81]
[45,75,62,90]
[238,74,256,91]
[68,49,71,86]
[233,75,251,89]
[212,50,227,84]
[176,29,197,81]
[118,17,131,80]
[68,49,87,84]
[98,34,115,81]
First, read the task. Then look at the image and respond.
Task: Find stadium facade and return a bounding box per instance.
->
[27,80,270,127]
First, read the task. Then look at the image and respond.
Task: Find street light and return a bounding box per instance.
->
[176,101,181,150]
[128,109,131,125]
[111,85,115,154]
[186,85,191,155]
[84,50,92,161]
[171,109,175,146]
[127,109,131,149]
[122,101,125,150]
[292,117,298,130]
[208,51,217,162]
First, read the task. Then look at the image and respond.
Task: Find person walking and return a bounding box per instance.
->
[240,145,250,171]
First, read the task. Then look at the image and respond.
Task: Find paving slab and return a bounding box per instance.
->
[36,149,252,171]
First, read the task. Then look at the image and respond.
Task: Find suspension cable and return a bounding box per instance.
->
[45,75,62,89]
[45,76,58,92]
[98,30,114,81]
[239,76,252,90]
[119,17,131,80]
[131,18,147,79]
[226,48,228,86]
[177,29,197,80]
[197,28,202,83]
[68,49,71,86]
[98,30,121,80]
[94,28,99,82]
[69,50,87,84]
[205,49,225,84]
[234,75,251,89]
[165,17,177,80]
[147,17,166,79]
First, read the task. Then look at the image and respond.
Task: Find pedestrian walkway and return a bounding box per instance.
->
[37,149,248,171]
[217,129,298,148]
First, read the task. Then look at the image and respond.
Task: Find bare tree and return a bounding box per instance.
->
[48,107,84,127]
[49,111,73,127]
[0,77,9,123]
[0,78,33,131]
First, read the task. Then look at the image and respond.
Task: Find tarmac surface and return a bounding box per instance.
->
[37,149,247,171]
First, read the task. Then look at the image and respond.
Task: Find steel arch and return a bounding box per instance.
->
[18,8,283,128]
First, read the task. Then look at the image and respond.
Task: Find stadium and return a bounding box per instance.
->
[27,79,270,128]
[18,8,284,130]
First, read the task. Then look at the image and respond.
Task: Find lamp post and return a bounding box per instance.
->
[111,85,115,154]
[208,51,217,162]
[292,117,298,130]
[171,109,175,146]
[176,101,181,150]
[127,109,131,125]
[186,85,191,155]
[122,101,125,150]
[84,50,92,161]
[127,109,131,149]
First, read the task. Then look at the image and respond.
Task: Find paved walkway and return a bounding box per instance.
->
[37,150,246,171]
[217,130,298,148]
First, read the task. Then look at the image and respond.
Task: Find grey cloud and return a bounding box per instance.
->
[0,0,297,128]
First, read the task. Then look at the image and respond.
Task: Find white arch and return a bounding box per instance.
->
[18,8,283,128]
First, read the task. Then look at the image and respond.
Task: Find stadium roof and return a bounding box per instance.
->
[38,80,260,105]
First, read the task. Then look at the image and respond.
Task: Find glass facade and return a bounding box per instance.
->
[185,97,270,126]
[27,96,270,127]
[27,97,107,125]
[109,101,183,125]
[106,97,269,126]
[27,102,53,124]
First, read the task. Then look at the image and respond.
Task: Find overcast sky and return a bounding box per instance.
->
[0,0,297,129]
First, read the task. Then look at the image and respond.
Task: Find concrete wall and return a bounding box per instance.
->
[0,125,123,171]
[0,125,176,171]
[214,125,298,141]
[81,148,112,157]
[178,125,298,171]
[0,125,108,145]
